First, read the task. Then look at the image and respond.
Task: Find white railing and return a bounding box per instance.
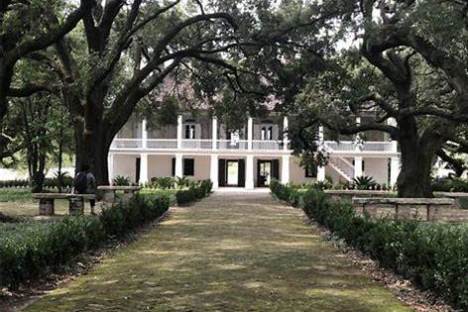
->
[147,139,177,149]
[325,141,395,152]
[111,139,143,149]
[181,139,212,149]
[217,140,249,150]
[252,140,283,150]
[324,141,355,151]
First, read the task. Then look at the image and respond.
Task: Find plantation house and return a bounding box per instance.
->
[109,112,401,190]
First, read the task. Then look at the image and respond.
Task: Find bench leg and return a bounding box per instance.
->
[103,191,115,203]
[39,199,55,216]
[69,197,84,215]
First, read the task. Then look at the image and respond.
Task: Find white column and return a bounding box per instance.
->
[175,153,183,178]
[142,119,148,149]
[283,116,289,150]
[354,156,363,178]
[212,117,218,150]
[281,155,290,184]
[245,155,254,189]
[387,117,398,152]
[107,153,114,185]
[318,125,324,143]
[317,125,326,182]
[390,156,400,187]
[317,166,326,182]
[177,115,183,149]
[247,117,253,150]
[140,153,149,185]
[210,155,219,189]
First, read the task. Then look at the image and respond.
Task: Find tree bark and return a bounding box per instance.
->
[397,140,435,198]
[74,118,113,186]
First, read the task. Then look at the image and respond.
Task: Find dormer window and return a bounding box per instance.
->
[185,124,196,139]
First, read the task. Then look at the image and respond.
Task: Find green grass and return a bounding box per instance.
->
[24,195,411,311]
[0,188,32,202]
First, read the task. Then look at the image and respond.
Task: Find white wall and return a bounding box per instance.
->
[148,155,173,179]
[289,157,315,184]
[113,154,138,182]
[191,156,211,180]
[364,158,389,185]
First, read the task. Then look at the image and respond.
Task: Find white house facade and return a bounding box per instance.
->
[108,113,401,190]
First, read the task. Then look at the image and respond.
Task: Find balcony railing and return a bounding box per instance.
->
[217,140,249,150]
[111,138,396,153]
[147,139,177,149]
[181,139,212,149]
[324,141,395,152]
[252,140,283,150]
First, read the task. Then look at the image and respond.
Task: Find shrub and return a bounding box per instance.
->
[150,177,176,189]
[0,217,105,289]
[432,176,468,193]
[353,175,377,190]
[272,183,468,311]
[113,175,131,186]
[269,179,292,201]
[175,180,212,205]
[0,179,29,188]
[100,194,170,238]
[0,193,170,290]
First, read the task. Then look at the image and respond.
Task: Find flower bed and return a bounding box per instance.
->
[271,182,468,311]
[0,193,170,290]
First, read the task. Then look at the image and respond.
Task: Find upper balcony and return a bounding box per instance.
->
[110,114,399,154]
[111,139,287,151]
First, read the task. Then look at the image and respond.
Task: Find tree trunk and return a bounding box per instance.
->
[57,124,64,192]
[74,120,112,186]
[397,142,434,198]
[0,62,13,155]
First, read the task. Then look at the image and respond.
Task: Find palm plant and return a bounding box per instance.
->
[353,176,377,190]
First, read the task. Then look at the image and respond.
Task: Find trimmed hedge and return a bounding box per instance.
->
[271,184,468,310]
[0,178,74,189]
[0,193,170,290]
[175,179,213,206]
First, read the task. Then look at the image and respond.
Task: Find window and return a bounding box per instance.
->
[183,159,195,176]
[261,126,273,140]
[185,124,196,139]
[305,164,318,178]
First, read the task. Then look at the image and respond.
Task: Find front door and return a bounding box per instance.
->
[257,160,280,187]
[226,160,239,186]
[258,160,272,187]
[219,159,246,187]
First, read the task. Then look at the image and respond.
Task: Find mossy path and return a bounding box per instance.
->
[23,193,412,312]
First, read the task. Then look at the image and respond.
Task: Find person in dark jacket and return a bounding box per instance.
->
[73,164,97,214]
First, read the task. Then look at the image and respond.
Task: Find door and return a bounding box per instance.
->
[257,160,272,187]
[226,160,239,186]
[218,159,226,187]
[136,157,141,184]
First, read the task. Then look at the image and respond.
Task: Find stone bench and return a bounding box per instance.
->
[32,193,96,216]
[97,186,141,203]
[352,197,455,221]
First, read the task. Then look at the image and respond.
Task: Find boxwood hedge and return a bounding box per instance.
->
[271,183,468,310]
[175,179,213,206]
[0,193,170,290]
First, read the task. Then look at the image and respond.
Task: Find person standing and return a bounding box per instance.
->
[73,164,97,214]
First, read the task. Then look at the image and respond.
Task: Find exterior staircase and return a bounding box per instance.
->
[322,143,355,182]
[328,157,354,181]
